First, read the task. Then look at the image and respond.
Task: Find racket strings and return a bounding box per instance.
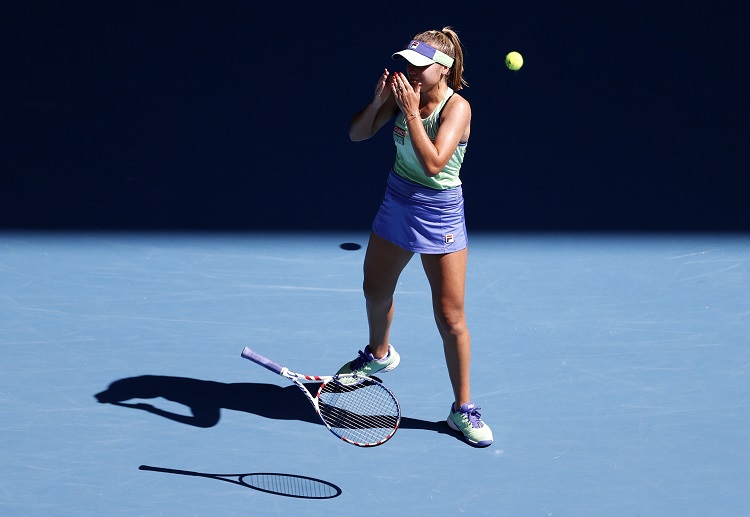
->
[318,379,400,445]
[241,473,340,499]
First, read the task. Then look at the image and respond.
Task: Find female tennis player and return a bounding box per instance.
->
[337,27,492,447]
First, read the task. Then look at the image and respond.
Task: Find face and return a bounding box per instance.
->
[405,61,449,88]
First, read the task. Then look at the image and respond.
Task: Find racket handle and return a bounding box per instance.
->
[241,347,284,375]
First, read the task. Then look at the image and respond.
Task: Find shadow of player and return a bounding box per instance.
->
[95,374,462,440]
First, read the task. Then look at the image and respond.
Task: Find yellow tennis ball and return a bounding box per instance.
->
[505,51,523,71]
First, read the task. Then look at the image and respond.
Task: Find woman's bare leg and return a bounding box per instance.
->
[362,232,414,358]
[421,248,471,409]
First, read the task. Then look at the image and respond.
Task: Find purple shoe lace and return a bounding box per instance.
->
[349,347,376,370]
[459,403,485,428]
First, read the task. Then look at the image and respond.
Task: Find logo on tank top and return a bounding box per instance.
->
[393,125,406,145]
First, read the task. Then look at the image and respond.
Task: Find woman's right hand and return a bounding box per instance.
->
[349,69,396,141]
[372,68,391,107]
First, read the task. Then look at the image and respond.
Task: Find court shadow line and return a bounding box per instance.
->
[94,374,462,441]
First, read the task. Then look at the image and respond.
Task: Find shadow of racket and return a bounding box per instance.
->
[139,465,341,499]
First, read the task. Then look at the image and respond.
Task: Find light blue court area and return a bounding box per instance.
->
[1,232,748,515]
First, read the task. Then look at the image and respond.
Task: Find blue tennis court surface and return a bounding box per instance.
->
[2,232,748,515]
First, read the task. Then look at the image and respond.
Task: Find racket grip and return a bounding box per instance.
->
[241,347,284,375]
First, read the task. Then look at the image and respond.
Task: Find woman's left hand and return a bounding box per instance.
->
[391,72,421,118]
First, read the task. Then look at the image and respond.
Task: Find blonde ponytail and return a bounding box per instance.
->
[412,26,467,90]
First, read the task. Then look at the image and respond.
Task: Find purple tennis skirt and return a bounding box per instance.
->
[372,170,467,254]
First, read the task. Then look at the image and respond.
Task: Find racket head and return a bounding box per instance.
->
[315,374,401,447]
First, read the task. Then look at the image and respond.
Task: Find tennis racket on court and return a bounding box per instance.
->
[240,347,400,447]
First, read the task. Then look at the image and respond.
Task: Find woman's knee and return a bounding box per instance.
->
[434,304,468,337]
[363,277,394,307]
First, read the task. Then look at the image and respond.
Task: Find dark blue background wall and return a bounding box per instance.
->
[3,2,747,232]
